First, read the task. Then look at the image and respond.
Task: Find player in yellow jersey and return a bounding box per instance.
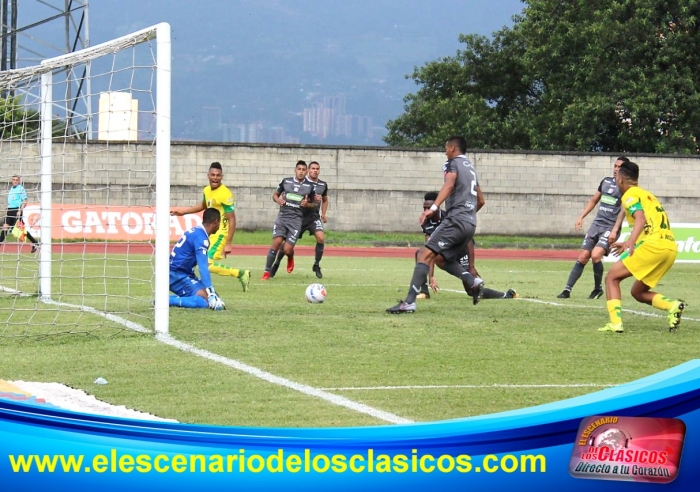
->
[598,161,685,333]
[171,162,250,292]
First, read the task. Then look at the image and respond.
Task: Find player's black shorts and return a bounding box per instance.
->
[272,215,303,245]
[2,208,20,227]
[582,223,613,254]
[425,216,475,262]
[301,215,324,236]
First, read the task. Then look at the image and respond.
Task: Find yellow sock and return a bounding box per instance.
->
[607,299,622,325]
[208,261,240,277]
[651,294,674,311]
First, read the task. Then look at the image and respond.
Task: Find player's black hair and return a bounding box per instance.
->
[209,162,223,172]
[202,207,221,224]
[424,191,439,201]
[618,161,639,181]
[445,135,467,154]
[309,161,320,167]
[616,156,630,163]
[295,160,307,168]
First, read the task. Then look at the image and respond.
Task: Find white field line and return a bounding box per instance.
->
[0,285,34,297]
[2,284,151,333]
[2,283,412,424]
[441,288,700,322]
[323,383,617,391]
[154,333,412,424]
[42,298,152,333]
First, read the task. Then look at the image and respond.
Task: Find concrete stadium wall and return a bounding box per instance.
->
[3,141,699,235]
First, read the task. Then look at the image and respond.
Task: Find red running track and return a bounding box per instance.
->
[1,242,580,261]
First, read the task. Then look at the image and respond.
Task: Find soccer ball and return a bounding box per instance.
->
[305,283,326,303]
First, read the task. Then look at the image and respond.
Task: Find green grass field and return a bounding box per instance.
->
[1,250,698,428]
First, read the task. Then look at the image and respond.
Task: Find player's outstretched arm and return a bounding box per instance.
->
[196,251,225,310]
[321,195,329,222]
[476,186,485,212]
[609,209,625,244]
[612,209,645,256]
[575,191,602,230]
[205,286,226,310]
[171,200,206,216]
[225,210,236,256]
[273,190,286,206]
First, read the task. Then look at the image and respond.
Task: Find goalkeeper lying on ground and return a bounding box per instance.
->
[169,207,226,310]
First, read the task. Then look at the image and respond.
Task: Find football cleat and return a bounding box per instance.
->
[286,256,295,274]
[260,271,271,281]
[557,290,571,299]
[270,260,281,278]
[31,243,38,253]
[598,322,624,333]
[505,288,519,299]
[668,301,686,332]
[416,292,430,300]
[239,270,250,292]
[472,279,485,305]
[313,263,323,279]
[386,300,416,314]
[588,288,604,300]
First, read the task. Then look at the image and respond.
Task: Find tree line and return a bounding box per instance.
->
[385,1,700,154]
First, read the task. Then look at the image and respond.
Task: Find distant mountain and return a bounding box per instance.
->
[17,0,524,145]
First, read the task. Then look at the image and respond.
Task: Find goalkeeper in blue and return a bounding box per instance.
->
[169,208,226,310]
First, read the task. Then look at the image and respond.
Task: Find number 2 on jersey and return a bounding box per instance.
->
[469,170,477,196]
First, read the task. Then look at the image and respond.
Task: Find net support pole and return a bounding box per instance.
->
[39,71,53,300]
[154,22,171,334]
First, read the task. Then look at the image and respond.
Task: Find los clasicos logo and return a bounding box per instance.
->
[568,416,685,484]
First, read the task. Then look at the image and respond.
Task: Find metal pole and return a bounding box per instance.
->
[9,0,15,69]
[1,0,7,72]
[154,22,171,334]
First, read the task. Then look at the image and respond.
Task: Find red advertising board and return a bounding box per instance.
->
[21,204,202,242]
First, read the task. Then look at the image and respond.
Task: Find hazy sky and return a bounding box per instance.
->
[17,1,526,143]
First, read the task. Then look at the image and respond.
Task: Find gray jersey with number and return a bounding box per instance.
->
[443,155,479,227]
[591,176,621,228]
[276,177,315,220]
[302,177,328,219]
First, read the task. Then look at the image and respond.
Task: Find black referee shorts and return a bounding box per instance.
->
[2,208,20,228]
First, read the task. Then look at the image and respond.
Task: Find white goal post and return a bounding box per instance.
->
[0,23,171,336]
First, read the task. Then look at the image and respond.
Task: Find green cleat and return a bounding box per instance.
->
[239,270,251,292]
[668,301,686,332]
[598,322,624,333]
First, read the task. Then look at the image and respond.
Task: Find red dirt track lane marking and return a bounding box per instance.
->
[2,243,579,261]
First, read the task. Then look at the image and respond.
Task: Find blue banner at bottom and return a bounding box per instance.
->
[2,360,700,490]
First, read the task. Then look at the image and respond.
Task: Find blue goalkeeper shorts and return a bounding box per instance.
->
[169,271,205,297]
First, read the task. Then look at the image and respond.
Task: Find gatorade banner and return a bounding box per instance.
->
[604,223,700,263]
[21,204,202,242]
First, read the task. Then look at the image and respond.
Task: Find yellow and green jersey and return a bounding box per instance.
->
[203,184,235,233]
[621,186,674,243]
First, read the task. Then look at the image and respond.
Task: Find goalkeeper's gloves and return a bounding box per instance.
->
[206,287,226,311]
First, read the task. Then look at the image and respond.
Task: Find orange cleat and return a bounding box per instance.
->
[286,256,295,273]
[260,271,271,281]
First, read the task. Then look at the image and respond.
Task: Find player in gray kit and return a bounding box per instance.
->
[417,192,518,300]
[261,161,315,280]
[387,136,486,314]
[303,161,329,278]
[270,161,329,279]
[557,156,628,299]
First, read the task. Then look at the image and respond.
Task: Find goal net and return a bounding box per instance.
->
[0,23,171,337]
